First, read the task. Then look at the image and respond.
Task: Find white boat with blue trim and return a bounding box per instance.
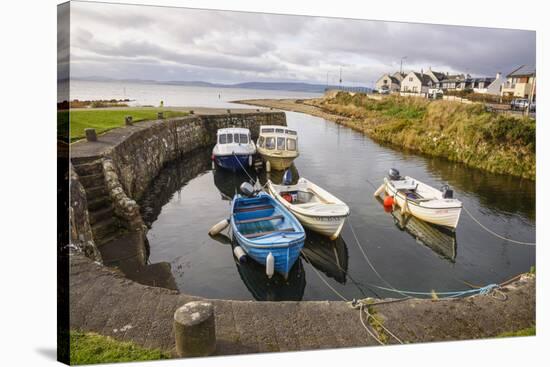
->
[212,128,256,172]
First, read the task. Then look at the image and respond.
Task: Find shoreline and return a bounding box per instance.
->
[232,98,535,181]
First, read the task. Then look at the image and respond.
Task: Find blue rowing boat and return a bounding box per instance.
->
[230,188,305,279]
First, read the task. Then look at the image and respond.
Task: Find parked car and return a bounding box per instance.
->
[510,98,530,110]
[378,88,390,95]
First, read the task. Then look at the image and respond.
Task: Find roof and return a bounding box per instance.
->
[440,74,465,82]
[412,72,434,85]
[507,65,536,77]
[390,76,400,84]
[217,127,250,134]
[429,70,447,81]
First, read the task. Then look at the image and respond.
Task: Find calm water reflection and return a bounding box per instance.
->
[140,111,535,300]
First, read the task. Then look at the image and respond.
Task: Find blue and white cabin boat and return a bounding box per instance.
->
[230,187,305,279]
[212,128,256,172]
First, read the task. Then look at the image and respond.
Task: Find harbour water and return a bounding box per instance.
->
[73,80,535,301]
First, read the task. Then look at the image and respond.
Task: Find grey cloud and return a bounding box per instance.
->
[69,1,535,84]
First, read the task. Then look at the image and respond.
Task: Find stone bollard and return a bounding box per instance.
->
[174,301,216,357]
[157,111,164,119]
[125,116,133,126]
[84,128,97,142]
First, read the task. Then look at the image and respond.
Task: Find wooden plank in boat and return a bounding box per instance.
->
[234,204,274,213]
[243,227,295,239]
[236,215,284,224]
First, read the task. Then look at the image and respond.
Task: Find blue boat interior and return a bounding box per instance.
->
[234,196,297,239]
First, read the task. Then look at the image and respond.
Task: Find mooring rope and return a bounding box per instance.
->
[301,251,349,302]
[347,219,411,298]
[231,152,271,191]
[463,206,536,246]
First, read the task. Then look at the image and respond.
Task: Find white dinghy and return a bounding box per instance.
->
[267,172,350,240]
[375,168,462,230]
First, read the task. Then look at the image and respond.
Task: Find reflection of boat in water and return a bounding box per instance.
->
[212,166,257,201]
[378,197,457,262]
[301,230,348,284]
[235,255,306,301]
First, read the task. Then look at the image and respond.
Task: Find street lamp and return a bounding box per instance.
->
[400,56,407,74]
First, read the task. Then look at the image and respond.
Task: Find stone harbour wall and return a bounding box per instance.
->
[107,112,286,201]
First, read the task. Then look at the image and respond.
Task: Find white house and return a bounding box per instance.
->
[400,71,434,94]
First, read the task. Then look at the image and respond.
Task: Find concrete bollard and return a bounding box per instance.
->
[174,301,216,357]
[84,128,97,142]
[157,111,164,119]
[125,116,133,126]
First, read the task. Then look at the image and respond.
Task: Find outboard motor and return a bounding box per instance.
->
[388,168,401,181]
[282,169,293,186]
[441,184,453,199]
[240,182,256,197]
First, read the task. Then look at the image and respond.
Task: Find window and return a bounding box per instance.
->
[258,136,265,147]
[226,134,233,144]
[262,128,274,133]
[286,138,296,151]
[285,129,297,135]
[239,134,248,143]
[233,134,240,143]
[275,128,284,133]
[219,134,227,144]
[409,77,413,82]
[277,137,285,150]
[265,137,275,150]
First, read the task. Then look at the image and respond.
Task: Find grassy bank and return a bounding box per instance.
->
[70,331,169,364]
[69,108,188,142]
[315,93,535,180]
[497,326,535,337]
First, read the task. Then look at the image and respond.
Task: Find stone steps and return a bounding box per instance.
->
[92,217,120,242]
[73,160,103,176]
[88,196,111,211]
[89,204,115,225]
[79,173,105,189]
[85,185,109,201]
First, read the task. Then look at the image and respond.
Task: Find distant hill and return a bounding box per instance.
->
[73,76,371,94]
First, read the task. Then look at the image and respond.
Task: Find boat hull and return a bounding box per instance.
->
[214,154,252,172]
[384,181,462,229]
[283,210,347,240]
[230,193,305,278]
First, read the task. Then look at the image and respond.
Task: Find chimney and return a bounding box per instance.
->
[496,72,501,79]
[421,68,424,77]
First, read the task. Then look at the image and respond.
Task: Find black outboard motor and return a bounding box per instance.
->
[240,182,256,197]
[282,169,293,186]
[441,184,453,199]
[388,168,401,181]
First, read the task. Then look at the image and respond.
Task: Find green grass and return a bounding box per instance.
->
[318,93,536,180]
[497,326,536,338]
[70,331,169,365]
[68,108,188,142]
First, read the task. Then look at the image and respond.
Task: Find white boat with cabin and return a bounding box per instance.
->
[256,125,299,171]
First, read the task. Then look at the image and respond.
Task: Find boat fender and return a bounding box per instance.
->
[265,160,271,172]
[383,195,394,207]
[233,246,247,263]
[266,252,275,279]
[208,219,229,236]
[248,155,253,167]
[282,193,293,203]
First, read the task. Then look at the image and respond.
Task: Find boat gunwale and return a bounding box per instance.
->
[385,178,463,210]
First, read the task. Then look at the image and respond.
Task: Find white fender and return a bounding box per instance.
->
[248,155,253,167]
[208,219,229,236]
[265,160,271,172]
[266,252,275,278]
[233,246,247,263]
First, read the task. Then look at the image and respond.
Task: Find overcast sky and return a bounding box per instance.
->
[66,1,536,86]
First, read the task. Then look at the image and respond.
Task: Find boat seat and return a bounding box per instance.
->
[234,204,274,213]
[243,227,295,239]
[235,215,284,225]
